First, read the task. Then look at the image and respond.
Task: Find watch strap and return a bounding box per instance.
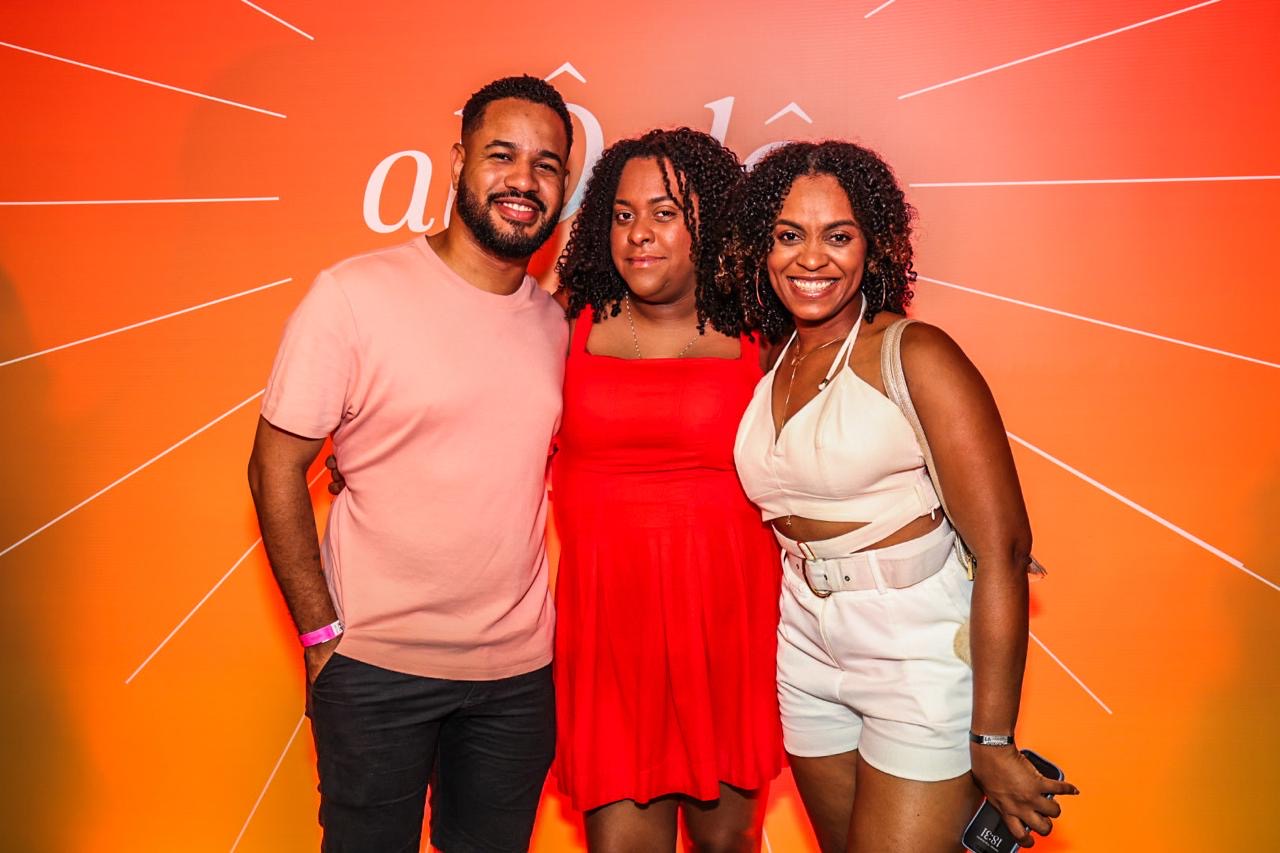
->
[969,731,1015,747]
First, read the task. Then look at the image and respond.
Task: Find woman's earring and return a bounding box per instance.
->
[755,277,766,310]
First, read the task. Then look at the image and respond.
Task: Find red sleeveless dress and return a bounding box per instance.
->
[551,310,783,812]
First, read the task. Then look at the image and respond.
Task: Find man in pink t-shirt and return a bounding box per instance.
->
[247,76,571,853]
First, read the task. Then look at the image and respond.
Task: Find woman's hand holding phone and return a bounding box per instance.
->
[970,747,1079,847]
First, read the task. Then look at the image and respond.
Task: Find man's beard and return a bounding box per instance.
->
[455,182,561,261]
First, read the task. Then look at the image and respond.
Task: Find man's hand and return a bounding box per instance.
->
[326,454,347,495]
[304,636,342,685]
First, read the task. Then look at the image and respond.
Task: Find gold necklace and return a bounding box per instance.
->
[623,294,700,359]
[780,335,844,421]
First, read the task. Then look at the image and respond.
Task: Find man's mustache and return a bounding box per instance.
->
[487,189,546,214]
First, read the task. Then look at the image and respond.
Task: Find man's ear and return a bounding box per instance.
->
[449,141,465,190]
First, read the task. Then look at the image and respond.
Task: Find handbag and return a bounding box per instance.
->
[879,318,1048,583]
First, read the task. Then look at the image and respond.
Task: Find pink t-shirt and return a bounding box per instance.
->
[261,237,567,679]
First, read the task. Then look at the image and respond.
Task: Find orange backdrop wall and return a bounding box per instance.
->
[3,1,1278,850]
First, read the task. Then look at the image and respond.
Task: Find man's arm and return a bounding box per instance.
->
[247,415,337,682]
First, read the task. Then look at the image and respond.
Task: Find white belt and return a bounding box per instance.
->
[784,525,955,597]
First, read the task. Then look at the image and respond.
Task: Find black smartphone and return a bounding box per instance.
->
[961,749,1063,853]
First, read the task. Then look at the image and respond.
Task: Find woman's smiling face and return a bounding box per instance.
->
[766,173,868,329]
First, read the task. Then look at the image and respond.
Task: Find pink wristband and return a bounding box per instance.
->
[299,620,344,648]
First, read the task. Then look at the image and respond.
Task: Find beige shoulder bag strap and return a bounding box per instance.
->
[879,318,977,579]
[880,318,1046,581]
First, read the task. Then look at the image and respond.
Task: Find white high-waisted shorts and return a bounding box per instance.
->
[776,519,974,781]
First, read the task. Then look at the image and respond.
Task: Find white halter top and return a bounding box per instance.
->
[733,299,940,546]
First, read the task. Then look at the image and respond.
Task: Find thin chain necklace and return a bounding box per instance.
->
[623,294,700,359]
[780,333,845,528]
[781,334,844,419]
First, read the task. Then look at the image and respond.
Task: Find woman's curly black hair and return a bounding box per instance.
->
[556,127,746,336]
[719,141,917,342]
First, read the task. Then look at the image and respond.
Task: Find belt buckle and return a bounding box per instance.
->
[802,557,833,598]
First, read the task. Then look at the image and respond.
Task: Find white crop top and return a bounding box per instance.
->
[733,300,941,533]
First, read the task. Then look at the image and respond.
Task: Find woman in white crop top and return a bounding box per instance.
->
[722,142,1078,852]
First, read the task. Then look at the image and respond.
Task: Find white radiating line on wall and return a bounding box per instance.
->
[229,713,307,852]
[1029,631,1113,715]
[125,469,327,685]
[239,0,315,40]
[1008,433,1278,593]
[911,175,1280,187]
[127,538,260,685]
[916,276,1279,370]
[762,826,775,853]
[0,40,287,118]
[0,196,279,206]
[898,0,1223,99]
[0,390,265,559]
[1,278,292,368]
[864,0,898,19]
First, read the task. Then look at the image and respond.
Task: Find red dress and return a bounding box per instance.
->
[552,310,783,812]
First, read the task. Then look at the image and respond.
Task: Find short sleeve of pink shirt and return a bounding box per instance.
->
[260,238,567,680]
[262,270,356,439]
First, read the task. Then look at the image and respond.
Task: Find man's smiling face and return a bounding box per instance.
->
[452,97,569,260]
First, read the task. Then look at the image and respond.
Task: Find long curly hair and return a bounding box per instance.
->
[556,127,745,337]
[720,141,916,342]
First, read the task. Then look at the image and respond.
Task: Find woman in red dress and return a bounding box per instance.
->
[552,128,782,851]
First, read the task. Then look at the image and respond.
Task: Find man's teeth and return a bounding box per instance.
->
[500,200,535,211]
[790,278,837,294]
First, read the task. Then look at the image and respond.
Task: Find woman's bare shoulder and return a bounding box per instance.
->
[900,319,967,366]
[898,320,991,404]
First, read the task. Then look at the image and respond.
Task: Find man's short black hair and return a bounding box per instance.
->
[461,75,574,152]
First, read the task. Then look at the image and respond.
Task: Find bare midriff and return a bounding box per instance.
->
[770,512,943,552]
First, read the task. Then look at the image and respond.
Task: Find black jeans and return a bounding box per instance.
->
[308,654,555,853]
